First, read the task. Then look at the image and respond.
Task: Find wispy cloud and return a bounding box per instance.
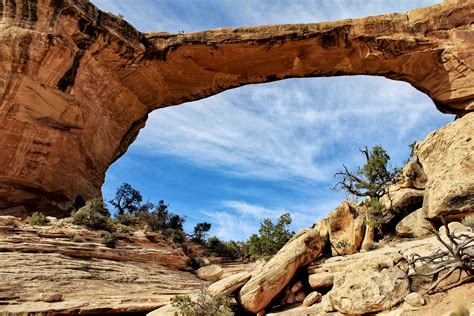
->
[91,0,440,33]
[136,77,450,184]
[201,200,319,241]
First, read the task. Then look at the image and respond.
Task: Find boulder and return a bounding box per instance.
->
[0,215,18,226]
[404,292,425,307]
[399,160,428,189]
[326,254,410,314]
[313,219,329,242]
[208,272,251,296]
[238,228,324,313]
[416,112,474,220]
[193,256,211,267]
[308,272,335,290]
[327,201,365,255]
[396,208,434,238]
[303,291,322,307]
[197,264,223,282]
[321,295,335,312]
[381,187,424,216]
[38,293,63,302]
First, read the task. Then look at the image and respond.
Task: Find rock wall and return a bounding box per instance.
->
[1,0,473,214]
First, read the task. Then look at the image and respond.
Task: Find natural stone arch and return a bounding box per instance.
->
[0,0,472,215]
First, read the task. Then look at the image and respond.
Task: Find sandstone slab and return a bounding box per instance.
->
[197,264,223,281]
[415,112,474,220]
[396,208,434,238]
[208,271,251,296]
[327,201,365,255]
[237,228,324,313]
[326,254,410,314]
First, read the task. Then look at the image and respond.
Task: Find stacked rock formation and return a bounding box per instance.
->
[1,0,473,215]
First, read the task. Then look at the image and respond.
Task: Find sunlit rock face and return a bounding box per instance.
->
[0,0,473,215]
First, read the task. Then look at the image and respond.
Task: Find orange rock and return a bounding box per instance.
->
[0,0,473,214]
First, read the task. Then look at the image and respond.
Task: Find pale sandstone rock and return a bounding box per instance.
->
[0,0,473,214]
[416,113,474,220]
[0,221,203,314]
[381,187,425,216]
[193,256,211,267]
[308,272,335,290]
[0,216,17,226]
[303,291,322,307]
[322,295,335,312]
[400,160,428,189]
[327,201,365,255]
[238,228,324,313]
[38,293,62,303]
[313,219,329,242]
[208,272,251,296]
[197,264,223,282]
[396,208,434,238]
[326,254,410,314]
[404,292,425,307]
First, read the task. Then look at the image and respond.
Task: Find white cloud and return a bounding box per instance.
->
[136,76,450,184]
[91,0,440,33]
[201,200,319,241]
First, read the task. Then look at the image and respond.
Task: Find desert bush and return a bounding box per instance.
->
[27,211,49,226]
[247,213,294,261]
[102,233,118,248]
[116,213,140,227]
[192,222,212,243]
[207,237,249,259]
[72,198,113,231]
[171,288,233,316]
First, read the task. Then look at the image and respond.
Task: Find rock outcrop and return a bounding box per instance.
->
[326,254,410,314]
[327,201,365,255]
[415,112,474,221]
[196,264,224,281]
[0,216,201,314]
[0,0,473,215]
[396,208,434,238]
[237,228,324,313]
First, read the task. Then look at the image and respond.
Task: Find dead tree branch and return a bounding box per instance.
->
[408,217,473,295]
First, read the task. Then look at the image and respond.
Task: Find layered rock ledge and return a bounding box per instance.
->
[1,0,473,214]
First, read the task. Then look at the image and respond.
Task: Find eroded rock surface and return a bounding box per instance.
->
[0,217,202,314]
[0,0,473,214]
[237,228,324,313]
[327,201,365,255]
[415,112,474,220]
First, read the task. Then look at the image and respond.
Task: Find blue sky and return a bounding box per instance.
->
[92,0,451,241]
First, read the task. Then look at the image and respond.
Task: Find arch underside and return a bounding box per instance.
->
[0,0,472,214]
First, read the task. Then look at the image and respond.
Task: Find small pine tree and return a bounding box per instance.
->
[248,213,294,260]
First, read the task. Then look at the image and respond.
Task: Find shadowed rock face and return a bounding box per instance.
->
[0,0,473,215]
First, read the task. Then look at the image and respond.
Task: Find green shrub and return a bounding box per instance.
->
[27,212,49,226]
[116,214,140,227]
[247,213,294,261]
[171,288,233,316]
[102,233,118,248]
[207,237,249,259]
[72,198,113,231]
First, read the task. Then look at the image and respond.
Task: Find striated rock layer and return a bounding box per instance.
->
[0,0,473,214]
[0,216,201,314]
